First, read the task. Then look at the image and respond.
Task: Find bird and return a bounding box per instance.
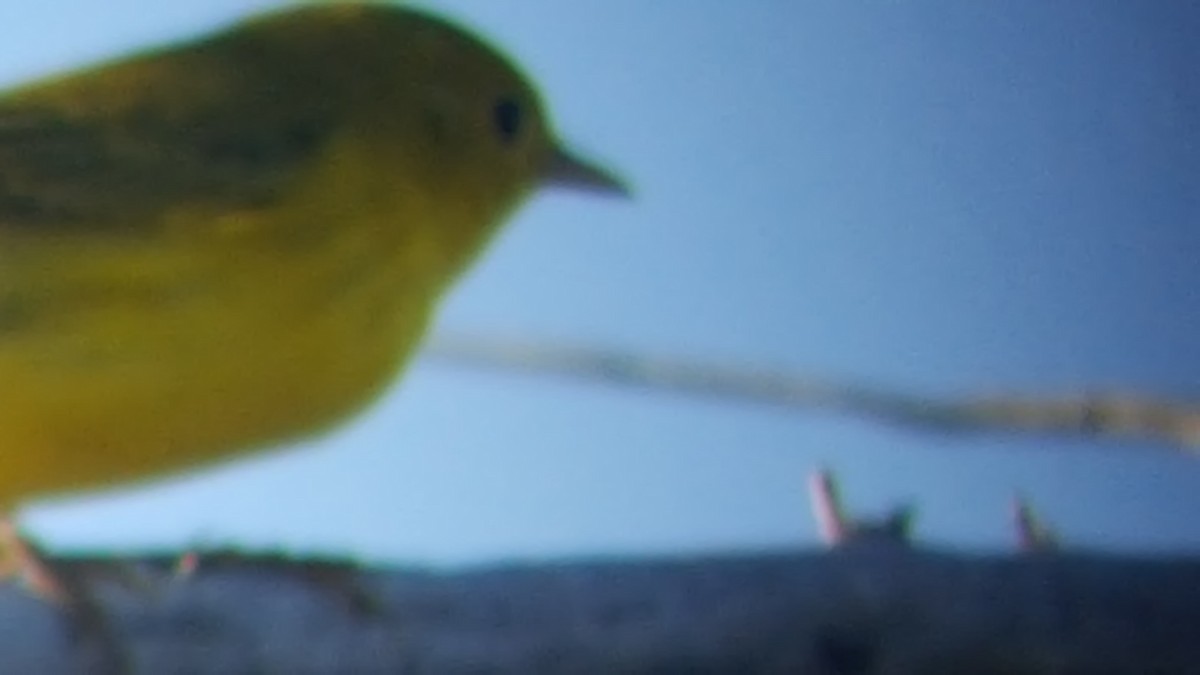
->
[0,1,626,516]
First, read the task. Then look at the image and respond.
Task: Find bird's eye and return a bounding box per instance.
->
[492,97,522,144]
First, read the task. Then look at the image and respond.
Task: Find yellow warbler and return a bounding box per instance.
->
[0,2,625,505]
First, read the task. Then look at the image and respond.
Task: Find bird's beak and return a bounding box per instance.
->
[541,143,630,197]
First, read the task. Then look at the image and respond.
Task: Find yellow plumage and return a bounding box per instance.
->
[0,3,624,503]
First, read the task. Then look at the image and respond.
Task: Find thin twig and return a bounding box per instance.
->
[423,333,1200,453]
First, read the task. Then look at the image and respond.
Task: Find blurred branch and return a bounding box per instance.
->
[424,333,1200,453]
[4,546,1200,673]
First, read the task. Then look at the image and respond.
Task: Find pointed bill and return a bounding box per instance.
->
[542,143,630,197]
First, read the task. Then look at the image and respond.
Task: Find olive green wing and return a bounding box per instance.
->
[0,77,337,236]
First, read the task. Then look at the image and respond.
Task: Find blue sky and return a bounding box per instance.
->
[4,1,1199,565]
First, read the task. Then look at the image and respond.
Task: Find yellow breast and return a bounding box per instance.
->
[0,136,466,503]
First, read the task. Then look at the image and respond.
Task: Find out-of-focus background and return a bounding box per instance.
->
[4,1,1198,565]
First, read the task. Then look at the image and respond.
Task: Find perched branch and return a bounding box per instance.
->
[425,333,1200,452]
[1,546,1198,674]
